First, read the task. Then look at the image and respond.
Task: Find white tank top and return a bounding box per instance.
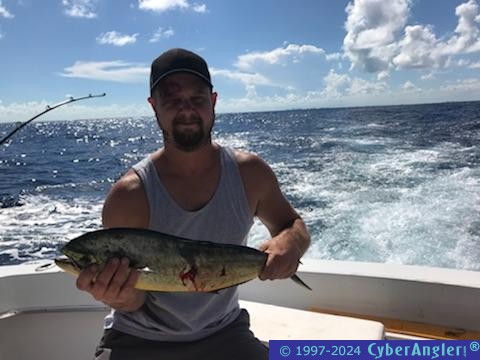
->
[104,146,254,341]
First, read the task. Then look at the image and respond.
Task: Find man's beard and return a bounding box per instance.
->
[162,113,214,152]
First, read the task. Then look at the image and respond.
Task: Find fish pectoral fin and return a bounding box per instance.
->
[290,274,312,291]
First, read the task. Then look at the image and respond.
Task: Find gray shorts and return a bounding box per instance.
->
[94,309,269,360]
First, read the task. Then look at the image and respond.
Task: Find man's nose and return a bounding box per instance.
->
[178,98,194,111]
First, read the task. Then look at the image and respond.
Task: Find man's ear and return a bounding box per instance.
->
[148,96,156,109]
[211,92,218,107]
[148,96,163,129]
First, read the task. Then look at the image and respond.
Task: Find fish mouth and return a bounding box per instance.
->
[54,256,82,274]
[61,247,97,268]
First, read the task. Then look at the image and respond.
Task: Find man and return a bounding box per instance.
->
[76,48,310,360]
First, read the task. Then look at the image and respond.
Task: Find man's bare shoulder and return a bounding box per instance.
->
[111,170,144,194]
[233,149,275,180]
[102,170,149,228]
[232,149,279,207]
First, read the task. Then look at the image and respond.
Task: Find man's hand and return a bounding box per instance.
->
[258,235,302,280]
[76,257,146,312]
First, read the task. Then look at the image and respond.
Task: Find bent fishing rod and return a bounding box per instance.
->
[0,93,106,146]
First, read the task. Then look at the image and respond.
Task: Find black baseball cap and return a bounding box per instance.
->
[150,48,213,92]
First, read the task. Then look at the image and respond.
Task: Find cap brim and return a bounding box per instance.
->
[150,69,213,91]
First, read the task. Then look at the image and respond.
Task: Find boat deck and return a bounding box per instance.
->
[1,259,479,359]
[241,300,384,341]
[0,301,385,360]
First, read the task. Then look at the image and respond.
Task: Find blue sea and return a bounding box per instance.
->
[1,101,479,271]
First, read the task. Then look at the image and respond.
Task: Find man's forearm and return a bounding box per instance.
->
[277,217,311,258]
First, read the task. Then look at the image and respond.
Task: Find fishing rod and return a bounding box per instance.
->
[0,93,106,146]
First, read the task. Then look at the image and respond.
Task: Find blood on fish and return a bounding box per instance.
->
[179,265,198,291]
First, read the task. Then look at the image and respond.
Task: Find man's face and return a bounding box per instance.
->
[149,73,217,152]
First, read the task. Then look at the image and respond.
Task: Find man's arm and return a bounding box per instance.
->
[238,152,311,280]
[76,171,149,312]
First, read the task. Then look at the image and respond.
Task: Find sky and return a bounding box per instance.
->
[0,0,480,122]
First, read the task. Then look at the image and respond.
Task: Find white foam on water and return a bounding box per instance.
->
[0,194,102,263]
[246,142,480,271]
[247,219,271,249]
[216,134,250,151]
[354,168,480,270]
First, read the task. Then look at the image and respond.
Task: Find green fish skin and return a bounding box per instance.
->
[55,228,311,292]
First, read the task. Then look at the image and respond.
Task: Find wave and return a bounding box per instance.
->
[0,194,102,265]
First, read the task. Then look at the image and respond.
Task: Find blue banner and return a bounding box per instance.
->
[269,340,480,360]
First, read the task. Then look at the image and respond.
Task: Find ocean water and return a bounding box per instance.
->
[1,101,479,271]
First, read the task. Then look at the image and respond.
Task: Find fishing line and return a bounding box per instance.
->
[0,93,106,146]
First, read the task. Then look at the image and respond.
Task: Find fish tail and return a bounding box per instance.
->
[290,274,312,291]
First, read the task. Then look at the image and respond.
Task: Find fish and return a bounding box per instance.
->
[54,227,311,292]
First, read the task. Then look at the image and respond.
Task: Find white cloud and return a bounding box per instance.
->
[211,68,275,100]
[326,52,343,61]
[347,77,387,95]
[402,80,419,91]
[211,68,272,87]
[0,100,151,123]
[343,0,480,74]
[149,27,174,43]
[469,61,480,68]
[456,58,471,66]
[217,44,328,98]
[96,31,138,46]
[215,78,392,113]
[138,0,207,13]
[192,3,207,13]
[0,0,13,40]
[60,60,149,83]
[421,72,436,80]
[215,74,480,114]
[441,0,480,54]
[304,68,388,101]
[377,71,390,81]
[0,1,14,18]
[323,69,350,97]
[139,0,188,12]
[62,0,97,19]
[393,25,441,69]
[235,44,325,71]
[405,77,480,104]
[442,77,480,92]
[343,0,410,72]
[215,92,304,113]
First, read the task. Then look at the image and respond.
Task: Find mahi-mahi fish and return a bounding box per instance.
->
[54,228,311,292]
